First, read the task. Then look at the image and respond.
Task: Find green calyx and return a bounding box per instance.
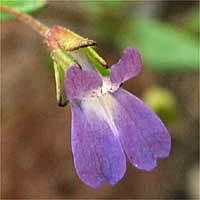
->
[45,26,110,106]
[54,62,69,106]
[85,46,110,77]
[51,49,77,71]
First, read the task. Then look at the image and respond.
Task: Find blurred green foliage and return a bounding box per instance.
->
[143,87,179,124]
[82,2,198,71]
[2,1,197,71]
[124,19,198,70]
[82,1,128,45]
[0,0,46,20]
[184,7,199,33]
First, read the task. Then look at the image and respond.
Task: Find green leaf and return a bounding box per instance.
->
[121,18,199,70]
[1,0,46,20]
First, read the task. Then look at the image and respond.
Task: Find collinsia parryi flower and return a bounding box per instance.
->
[46,26,171,188]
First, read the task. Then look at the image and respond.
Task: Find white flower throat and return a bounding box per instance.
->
[82,77,119,101]
[82,91,120,137]
[68,48,119,99]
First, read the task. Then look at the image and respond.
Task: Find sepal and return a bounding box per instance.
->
[85,47,110,76]
[45,26,96,51]
[54,62,69,107]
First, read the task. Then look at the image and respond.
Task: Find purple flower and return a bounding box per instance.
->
[64,47,171,188]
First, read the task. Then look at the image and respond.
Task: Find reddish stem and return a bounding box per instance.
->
[0,5,49,37]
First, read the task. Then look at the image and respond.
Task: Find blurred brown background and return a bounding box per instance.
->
[1,1,199,199]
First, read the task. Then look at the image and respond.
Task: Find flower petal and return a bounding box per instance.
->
[70,98,126,188]
[111,89,171,171]
[64,65,102,100]
[110,47,142,84]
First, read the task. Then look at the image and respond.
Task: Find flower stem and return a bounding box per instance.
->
[0,5,49,37]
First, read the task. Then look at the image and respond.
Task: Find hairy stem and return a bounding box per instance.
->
[0,5,49,37]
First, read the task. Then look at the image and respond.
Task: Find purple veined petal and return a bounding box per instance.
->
[70,97,126,188]
[64,65,102,100]
[111,88,171,171]
[110,47,142,84]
